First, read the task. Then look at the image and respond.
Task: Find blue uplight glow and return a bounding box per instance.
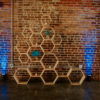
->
[83,30,97,76]
[0,36,9,75]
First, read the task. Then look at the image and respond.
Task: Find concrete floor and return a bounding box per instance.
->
[0,80,100,100]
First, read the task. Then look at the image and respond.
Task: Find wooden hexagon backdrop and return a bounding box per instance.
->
[13,0,99,85]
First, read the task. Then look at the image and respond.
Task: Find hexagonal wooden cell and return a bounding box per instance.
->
[42,54,57,69]
[40,26,55,39]
[41,15,52,26]
[29,62,44,77]
[22,27,33,38]
[13,47,22,66]
[55,62,71,77]
[53,34,62,45]
[28,46,44,62]
[50,11,60,25]
[30,20,42,34]
[41,69,58,85]
[30,34,43,46]
[13,68,31,85]
[16,40,29,53]
[19,54,29,64]
[67,68,85,85]
[41,4,51,15]
[41,40,54,53]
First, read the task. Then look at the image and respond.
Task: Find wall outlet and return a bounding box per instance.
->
[10,64,13,68]
[79,65,83,69]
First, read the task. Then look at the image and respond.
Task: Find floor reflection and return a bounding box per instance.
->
[0,84,8,100]
[0,81,99,100]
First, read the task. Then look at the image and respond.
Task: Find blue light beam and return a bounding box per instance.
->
[0,38,9,75]
[83,30,97,76]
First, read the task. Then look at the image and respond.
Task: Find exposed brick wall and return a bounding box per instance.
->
[0,0,100,81]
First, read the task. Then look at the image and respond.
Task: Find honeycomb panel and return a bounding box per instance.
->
[42,54,57,69]
[41,69,58,85]
[24,38,32,47]
[50,11,60,25]
[29,62,44,77]
[16,40,30,53]
[22,27,33,38]
[30,34,43,46]
[41,40,54,53]
[53,34,62,45]
[19,54,29,64]
[13,68,31,85]
[28,46,44,62]
[68,68,85,85]
[41,15,52,26]
[41,4,51,15]
[13,47,22,66]
[40,26,55,39]
[13,0,92,84]
[55,62,71,77]
[30,19,42,34]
